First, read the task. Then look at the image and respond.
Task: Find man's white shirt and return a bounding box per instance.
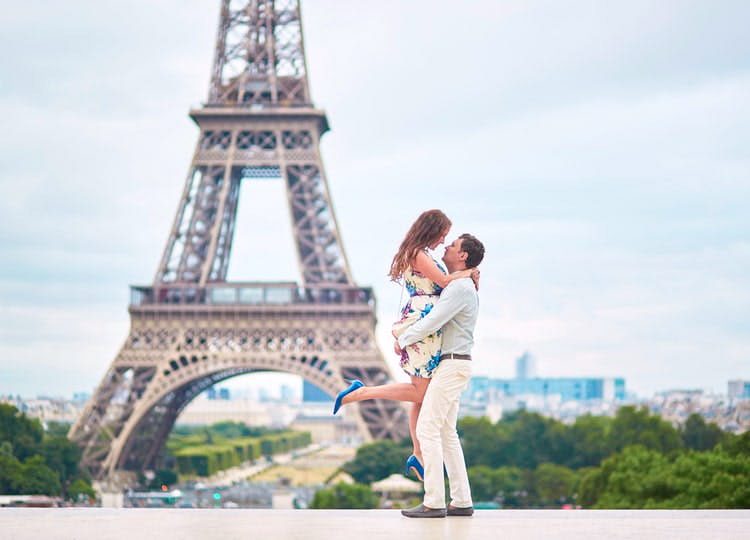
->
[397,278,478,355]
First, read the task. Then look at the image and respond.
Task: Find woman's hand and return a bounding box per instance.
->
[471,268,480,291]
[451,268,480,290]
[453,269,474,280]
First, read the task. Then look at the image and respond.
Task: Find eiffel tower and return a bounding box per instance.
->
[69,0,408,481]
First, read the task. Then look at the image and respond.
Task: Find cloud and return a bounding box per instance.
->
[1,1,749,398]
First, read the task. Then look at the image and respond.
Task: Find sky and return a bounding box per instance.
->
[1,0,748,399]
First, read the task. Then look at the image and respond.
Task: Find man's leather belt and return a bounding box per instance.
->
[439,353,472,361]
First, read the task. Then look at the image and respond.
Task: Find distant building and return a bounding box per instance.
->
[280,384,296,403]
[176,396,284,426]
[466,376,625,403]
[515,351,536,380]
[648,387,750,434]
[72,392,90,404]
[302,381,332,403]
[289,413,360,444]
[460,353,626,421]
[728,380,750,400]
[205,387,230,400]
[0,395,84,424]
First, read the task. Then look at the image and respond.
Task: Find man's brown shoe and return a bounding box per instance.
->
[401,504,447,518]
[447,505,474,516]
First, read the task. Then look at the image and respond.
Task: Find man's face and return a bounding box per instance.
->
[442,237,465,267]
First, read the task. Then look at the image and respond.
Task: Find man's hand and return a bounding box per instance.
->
[393,340,402,356]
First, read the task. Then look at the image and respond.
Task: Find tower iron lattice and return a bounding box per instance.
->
[69,0,408,481]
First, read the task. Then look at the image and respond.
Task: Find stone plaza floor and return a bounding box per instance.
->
[1,508,749,540]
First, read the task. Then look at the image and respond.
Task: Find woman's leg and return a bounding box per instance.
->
[410,401,423,461]
[342,375,429,460]
[341,375,429,405]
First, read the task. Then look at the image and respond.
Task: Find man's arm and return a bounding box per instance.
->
[397,281,468,348]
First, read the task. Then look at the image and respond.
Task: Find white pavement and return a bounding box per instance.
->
[1,509,749,540]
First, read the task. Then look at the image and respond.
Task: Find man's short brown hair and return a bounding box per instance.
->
[459,233,485,268]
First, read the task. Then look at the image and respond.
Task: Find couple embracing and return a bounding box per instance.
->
[333,209,485,518]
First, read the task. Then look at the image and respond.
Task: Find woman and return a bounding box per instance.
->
[332,209,476,480]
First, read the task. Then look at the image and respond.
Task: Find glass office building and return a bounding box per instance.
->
[465,376,626,403]
[728,380,750,400]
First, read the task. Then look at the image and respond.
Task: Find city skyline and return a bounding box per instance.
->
[4,361,748,403]
[1,1,749,398]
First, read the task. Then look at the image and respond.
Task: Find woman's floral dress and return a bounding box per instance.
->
[391,259,446,378]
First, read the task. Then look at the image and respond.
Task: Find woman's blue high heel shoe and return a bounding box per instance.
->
[405,454,424,481]
[332,379,364,415]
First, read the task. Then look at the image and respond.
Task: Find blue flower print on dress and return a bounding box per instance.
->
[425,352,442,374]
[392,256,447,379]
[405,281,417,296]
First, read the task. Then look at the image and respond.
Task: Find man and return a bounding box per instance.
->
[396,233,485,518]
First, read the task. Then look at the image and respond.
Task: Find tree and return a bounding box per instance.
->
[467,465,498,501]
[608,406,683,455]
[583,445,675,508]
[342,440,410,484]
[0,404,43,460]
[579,444,750,509]
[0,404,95,499]
[39,436,82,492]
[546,421,575,467]
[664,450,750,508]
[67,478,96,502]
[577,468,605,508]
[564,414,612,468]
[44,421,72,438]
[459,416,511,468]
[0,405,96,499]
[0,441,12,457]
[468,465,523,504]
[503,410,559,469]
[0,453,22,494]
[533,463,577,507]
[210,421,247,439]
[493,466,524,504]
[722,431,750,457]
[16,456,61,496]
[680,414,726,451]
[310,482,379,509]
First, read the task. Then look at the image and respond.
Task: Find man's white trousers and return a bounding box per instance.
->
[416,359,473,509]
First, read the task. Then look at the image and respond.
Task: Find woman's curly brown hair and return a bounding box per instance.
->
[388,209,452,281]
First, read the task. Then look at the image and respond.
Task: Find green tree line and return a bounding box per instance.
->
[160,421,312,479]
[0,404,95,500]
[459,407,749,508]
[335,406,749,509]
